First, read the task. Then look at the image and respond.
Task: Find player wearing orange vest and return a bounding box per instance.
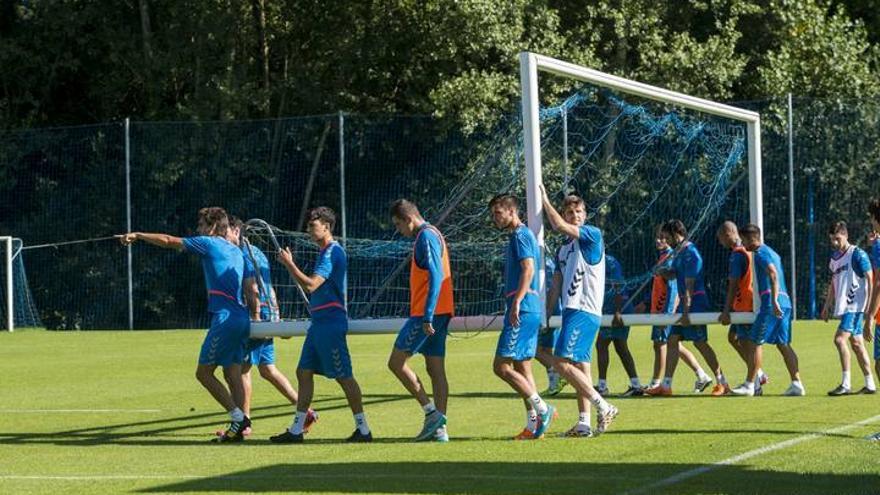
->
[388,199,454,442]
[717,221,768,394]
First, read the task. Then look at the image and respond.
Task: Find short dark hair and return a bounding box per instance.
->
[869,198,880,224]
[389,199,420,219]
[661,219,687,238]
[308,206,336,231]
[228,215,244,229]
[827,221,848,236]
[488,193,519,210]
[740,223,761,239]
[197,207,229,237]
[561,195,585,210]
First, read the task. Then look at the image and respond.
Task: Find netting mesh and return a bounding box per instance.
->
[245,83,752,321]
[0,239,42,329]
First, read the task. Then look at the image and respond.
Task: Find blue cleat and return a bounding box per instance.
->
[534,404,556,438]
[415,411,447,442]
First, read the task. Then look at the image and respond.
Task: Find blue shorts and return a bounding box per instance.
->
[838,312,865,336]
[599,326,630,340]
[553,309,601,363]
[393,314,450,357]
[672,325,708,342]
[538,326,560,349]
[749,308,792,345]
[246,338,276,366]
[298,316,353,379]
[651,325,671,342]
[198,309,250,367]
[730,324,750,340]
[496,311,540,361]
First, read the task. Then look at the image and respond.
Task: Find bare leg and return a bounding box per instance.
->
[494,357,537,398]
[196,364,236,411]
[241,363,253,416]
[575,362,591,416]
[652,342,666,382]
[387,348,430,407]
[664,334,682,379]
[596,336,611,381]
[693,341,722,377]
[728,330,749,365]
[336,376,365,415]
[295,368,315,413]
[678,343,702,373]
[258,364,299,406]
[835,332,851,374]
[850,336,872,378]
[612,338,638,380]
[776,344,801,382]
[425,356,449,414]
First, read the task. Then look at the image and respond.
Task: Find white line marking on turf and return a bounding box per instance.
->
[621,413,880,495]
[0,409,162,413]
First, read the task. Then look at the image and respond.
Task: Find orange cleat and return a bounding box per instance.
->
[514,428,540,440]
[303,408,319,433]
[711,383,731,396]
[644,385,672,397]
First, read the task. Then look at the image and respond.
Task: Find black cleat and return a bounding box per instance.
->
[212,416,250,443]
[270,430,304,444]
[827,385,851,396]
[857,386,877,395]
[346,429,373,443]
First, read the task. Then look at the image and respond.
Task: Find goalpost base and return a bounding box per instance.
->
[249,312,757,338]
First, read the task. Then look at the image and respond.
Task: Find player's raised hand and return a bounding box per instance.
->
[116,233,138,245]
[538,183,549,203]
[276,247,294,266]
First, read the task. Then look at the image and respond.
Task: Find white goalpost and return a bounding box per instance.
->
[251,53,762,338]
[2,236,14,332]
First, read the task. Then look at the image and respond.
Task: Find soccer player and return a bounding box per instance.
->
[731,224,805,397]
[387,199,452,442]
[646,219,729,397]
[229,217,318,435]
[539,185,618,437]
[821,221,875,396]
[117,207,251,442]
[489,194,555,440]
[537,258,566,396]
[638,226,712,393]
[866,200,880,383]
[595,254,643,397]
[717,221,768,393]
[270,207,372,443]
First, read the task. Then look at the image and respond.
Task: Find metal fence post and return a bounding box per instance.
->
[125,118,134,330]
[808,175,816,319]
[787,94,797,320]
[338,111,347,248]
[562,106,569,191]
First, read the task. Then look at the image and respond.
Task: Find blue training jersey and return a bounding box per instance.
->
[504,224,541,314]
[872,239,880,272]
[603,254,632,314]
[754,244,791,310]
[413,223,445,321]
[182,236,247,314]
[672,241,710,312]
[242,244,274,312]
[729,248,749,280]
[310,241,347,318]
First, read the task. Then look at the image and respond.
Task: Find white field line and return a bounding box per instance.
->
[621,413,880,495]
[0,409,161,413]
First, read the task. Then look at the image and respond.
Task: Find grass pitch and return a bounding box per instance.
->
[1,321,879,494]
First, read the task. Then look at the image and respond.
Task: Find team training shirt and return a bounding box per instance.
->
[872,238,880,273]
[182,236,248,314]
[242,244,274,310]
[413,223,446,321]
[671,242,710,312]
[310,241,347,318]
[649,247,678,314]
[753,244,792,311]
[603,254,632,314]
[505,224,541,314]
[829,245,871,316]
[555,224,605,316]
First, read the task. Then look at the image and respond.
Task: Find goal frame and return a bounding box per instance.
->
[2,236,13,332]
[520,52,762,328]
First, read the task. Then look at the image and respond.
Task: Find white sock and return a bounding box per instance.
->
[842,371,852,389]
[598,379,607,389]
[528,393,549,415]
[866,374,876,391]
[662,377,673,388]
[588,393,610,413]
[649,379,661,388]
[422,401,437,415]
[757,369,766,380]
[526,409,538,431]
[791,380,804,389]
[289,410,306,435]
[696,368,711,382]
[354,412,370,435]
[230,407,245,422]
[630,377,641,388]
[743,381,755,391]
[578,412,590,425]
[716,373,728,385]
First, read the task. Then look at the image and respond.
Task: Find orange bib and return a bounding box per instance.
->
[410,225,454,317]
[732,245,754,312]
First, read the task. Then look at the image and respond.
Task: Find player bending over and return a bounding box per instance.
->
[540,185,618,438]
[118,207,250,442]
[489,194,556,440]
[230,217,318,436]
[717,221,768,394]
[387,199,452,442]
[595,254,643,397]
[638,226,712,394]
[270,207,372,443]
[821,221,875,396]
[730,224,805,397]
[646,219,728,397]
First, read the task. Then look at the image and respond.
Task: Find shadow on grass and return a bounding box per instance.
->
[136,461,880,495]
